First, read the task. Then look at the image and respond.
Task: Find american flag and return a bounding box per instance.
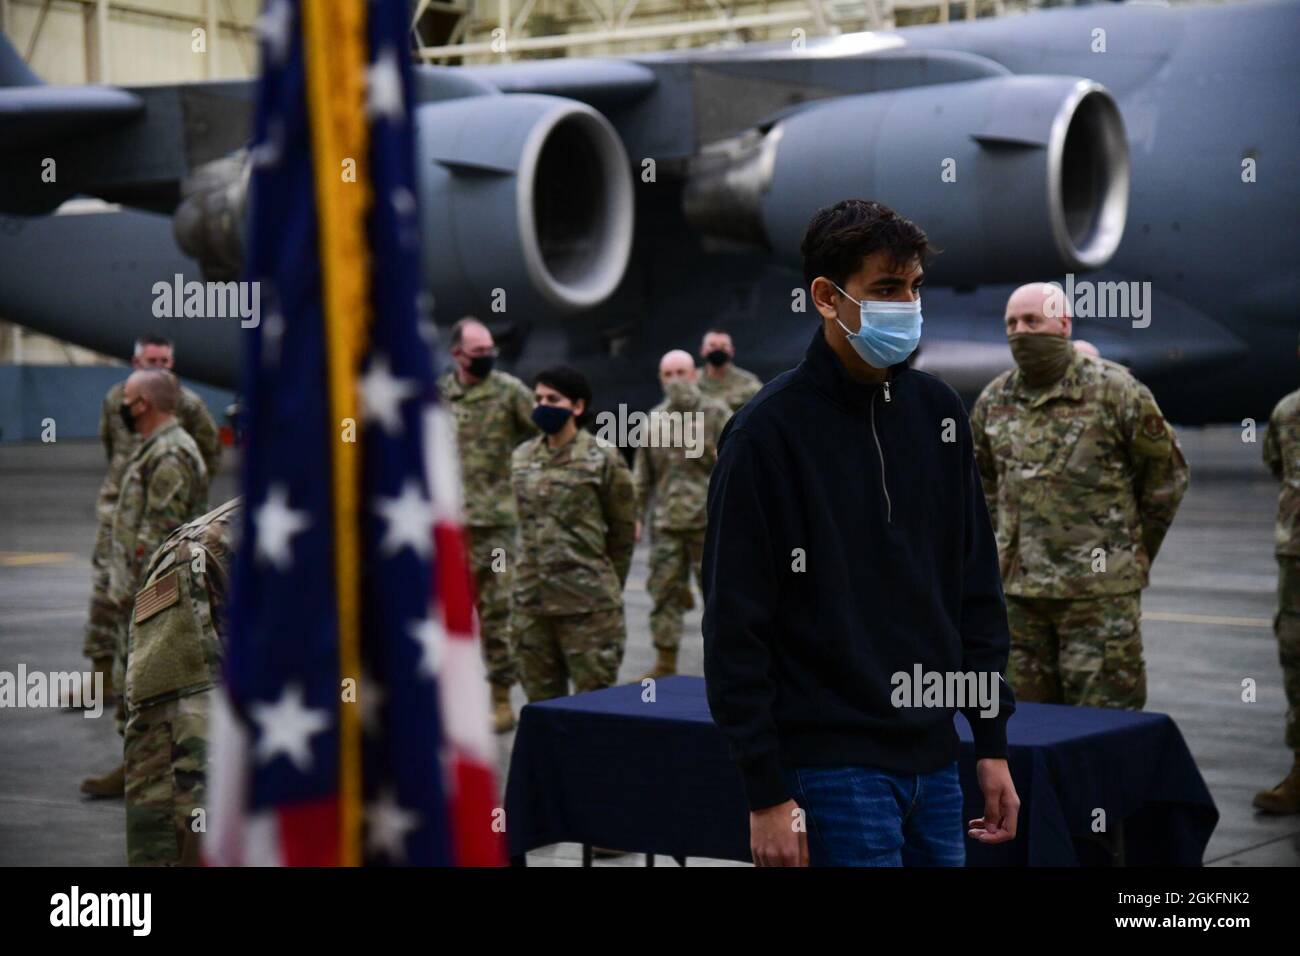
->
[206,0,504,867]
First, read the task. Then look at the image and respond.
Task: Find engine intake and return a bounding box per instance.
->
[684,76,1129,285]
[414,93,635,318]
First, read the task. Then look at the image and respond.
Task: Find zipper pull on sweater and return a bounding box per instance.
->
[883,380,892,403]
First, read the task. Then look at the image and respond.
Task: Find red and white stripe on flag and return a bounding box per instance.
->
[425,405,506,866]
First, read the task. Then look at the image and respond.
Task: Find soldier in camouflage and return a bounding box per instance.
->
[124,497,239,865]
[437,317,538,733]
[698,328,763,412]
[1255,344,1300,814]
[633,350,731,678]
[970,283,1189,710]
[511,366,636,701]
[82,334,221,706]
[82,369,211,798]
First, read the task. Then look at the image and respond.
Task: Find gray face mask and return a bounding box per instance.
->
[664,380,700,409]
[1008,332,1073,387]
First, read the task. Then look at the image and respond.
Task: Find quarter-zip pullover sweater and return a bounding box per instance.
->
[702,327,1015,811]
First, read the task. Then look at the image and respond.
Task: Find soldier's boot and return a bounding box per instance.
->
[80,763,124,799]
[1252,756,1300,814]
[180,829,202,867]
[491,684,516,734]
[639,647,678,681]
[62,657,116,711]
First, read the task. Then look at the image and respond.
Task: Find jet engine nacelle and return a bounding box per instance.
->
[413,94,635,319]
[684,76,1129,286]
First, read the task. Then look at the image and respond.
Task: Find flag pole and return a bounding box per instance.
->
[301,0,372,867]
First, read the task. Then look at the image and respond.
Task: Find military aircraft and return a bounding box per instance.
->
[0,0,1296,424]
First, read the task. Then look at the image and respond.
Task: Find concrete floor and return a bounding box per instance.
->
[1,428,1297,866]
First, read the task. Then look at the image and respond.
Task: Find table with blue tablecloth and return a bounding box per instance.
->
[504,676,1218,866]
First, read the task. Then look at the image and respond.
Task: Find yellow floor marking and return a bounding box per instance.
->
[1143,611,1272,629]
[0,552,79,567]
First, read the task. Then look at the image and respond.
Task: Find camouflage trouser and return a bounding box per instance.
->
[647,527,705,651]
[1006,592,1145,710]
[466,525,519,688]
[1275,556,1300,753]
[83,506,124,662]
[124,690,211,867]
[516,606,626,702]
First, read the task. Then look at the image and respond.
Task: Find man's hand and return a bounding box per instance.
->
[968,758,1019,844]
[750,799,808,867]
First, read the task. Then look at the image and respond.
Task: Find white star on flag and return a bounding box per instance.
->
[366,47,404,123]
[250,684,330,773]
[254,484,311,571]
[359,354,418,436]
[365,791,420,862]
[373,479,434,558]
[408,616,444,680]
[391,187,415,218]
[261,309,286,368]
[256,0,293,65]
[251,116,285,169]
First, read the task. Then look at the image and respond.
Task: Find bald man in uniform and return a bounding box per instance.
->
[80,335,219,709]
[970,283,1188,709]
[437,317,538,732]
[632,350,731,678]
[82,369,210,796]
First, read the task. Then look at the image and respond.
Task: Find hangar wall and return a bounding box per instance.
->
[0,0,261,372]
[0,364,233,442]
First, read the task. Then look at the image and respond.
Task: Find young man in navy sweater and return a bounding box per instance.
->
[702,199,1019,866]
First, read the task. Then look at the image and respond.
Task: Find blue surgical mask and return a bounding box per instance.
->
[830,281,923,369]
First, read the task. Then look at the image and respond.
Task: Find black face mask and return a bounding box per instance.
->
[531,404,573,435]
[466,354,495,379]
[119,402,137,433]
[704,349,730,368]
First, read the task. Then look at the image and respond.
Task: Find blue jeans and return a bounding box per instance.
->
[783,762,966,867]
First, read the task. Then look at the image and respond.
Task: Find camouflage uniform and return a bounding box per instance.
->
[632,392,730,650]
[970,350,1189,710]
[108,421,211,731]
[438,368,538,688]
[1264,388,1300,754]
[511,428,636,700]
[85,381,221,663]
[123,498,239,866]
[698,363,763,412]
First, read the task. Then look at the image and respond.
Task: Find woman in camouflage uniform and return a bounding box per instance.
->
[510,367,636,701]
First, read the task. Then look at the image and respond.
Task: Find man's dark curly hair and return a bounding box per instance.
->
[800,199,934,291]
